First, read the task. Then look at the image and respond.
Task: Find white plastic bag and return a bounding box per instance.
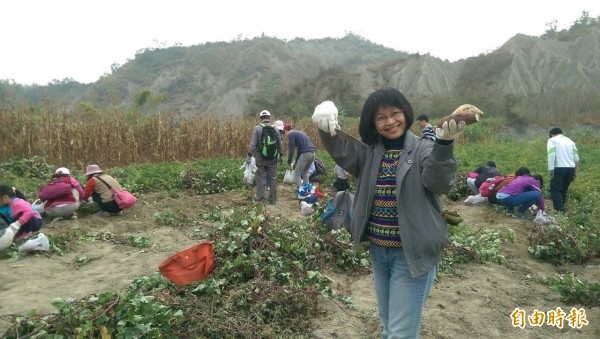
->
[243,165,255,185]
[464,194,488,206]
[248,157,257,173]
[238,157,257,172]
[283,169,295,184]
[300,201,313,216]
[18,233,50,253]
[31,199,46,215]
[533,210,555,225]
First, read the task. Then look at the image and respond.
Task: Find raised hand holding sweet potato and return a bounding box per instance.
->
[436,104,484,128]
[435,119,466,140]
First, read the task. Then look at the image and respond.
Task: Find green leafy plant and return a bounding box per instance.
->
[0,155,53,179]
[4,290,183,338]
[441,223,512,273]
[447,171,470,201]
[3,204,368,338]
[537,273,600,306]
[123,235,150,249]
[86,232,151,249]
[178,163,243,195]
[528,211,600,265]
[154,208,193,227]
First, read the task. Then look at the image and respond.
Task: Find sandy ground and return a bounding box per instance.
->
[1,185,598,338]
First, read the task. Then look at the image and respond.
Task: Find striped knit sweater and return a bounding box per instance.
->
[366,148,402,247]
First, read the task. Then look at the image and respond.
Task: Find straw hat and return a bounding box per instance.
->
[85,164,103,176]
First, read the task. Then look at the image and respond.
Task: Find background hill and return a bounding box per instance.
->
[1,13,600,123]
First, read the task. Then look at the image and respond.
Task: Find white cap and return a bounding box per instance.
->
[55,167,70,175]
[259,110,271,118]
[274,120,284,131]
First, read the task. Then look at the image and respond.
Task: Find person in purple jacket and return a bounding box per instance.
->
[495,174,545,219]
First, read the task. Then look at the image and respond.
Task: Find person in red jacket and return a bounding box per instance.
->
[309,177,326,200]
[81,164,124,216]
[43,167,85,221]
[298,176,327,205]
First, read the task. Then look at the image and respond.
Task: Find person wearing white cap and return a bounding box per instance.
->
[39,167,85,221]
[246,110,283,204]
[273,120,284,131]
[81,164,124,216]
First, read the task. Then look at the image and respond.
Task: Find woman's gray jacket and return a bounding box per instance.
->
[318,130,457,277]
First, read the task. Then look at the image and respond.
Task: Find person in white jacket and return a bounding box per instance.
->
[547,127,579,212]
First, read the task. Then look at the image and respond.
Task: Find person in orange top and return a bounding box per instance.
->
[81,164,124,216]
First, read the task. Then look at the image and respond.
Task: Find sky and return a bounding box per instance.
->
[2,0,600,85]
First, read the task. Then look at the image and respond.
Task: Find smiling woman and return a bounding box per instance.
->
[374,107,406,140]
[313,87,478,337]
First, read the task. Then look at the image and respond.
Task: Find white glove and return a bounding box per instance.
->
[312,101,339,136]
[9,221,22,232]
[435,119,466,141]
[0,222,21,250]
[87,197,94,204]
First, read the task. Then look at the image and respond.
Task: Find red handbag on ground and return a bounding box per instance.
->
[158,241,215,285]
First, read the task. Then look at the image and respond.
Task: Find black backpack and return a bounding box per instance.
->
[314,157,326,175]
[259,123,279,160]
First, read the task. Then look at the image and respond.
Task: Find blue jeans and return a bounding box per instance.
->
[370,243,438,339]
[18,217,42,234]
[496,191,540,213]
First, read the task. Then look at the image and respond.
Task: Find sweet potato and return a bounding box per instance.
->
[436,104,484,128]
[436,112,480,128]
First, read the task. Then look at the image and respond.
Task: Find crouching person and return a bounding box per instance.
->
[0,185,43,249]
[43,167,85,221]
[81,165,123,216]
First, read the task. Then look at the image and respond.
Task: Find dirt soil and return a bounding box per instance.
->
[1,184,598,338]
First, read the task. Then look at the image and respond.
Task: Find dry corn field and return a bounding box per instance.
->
[0,109,360,168]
